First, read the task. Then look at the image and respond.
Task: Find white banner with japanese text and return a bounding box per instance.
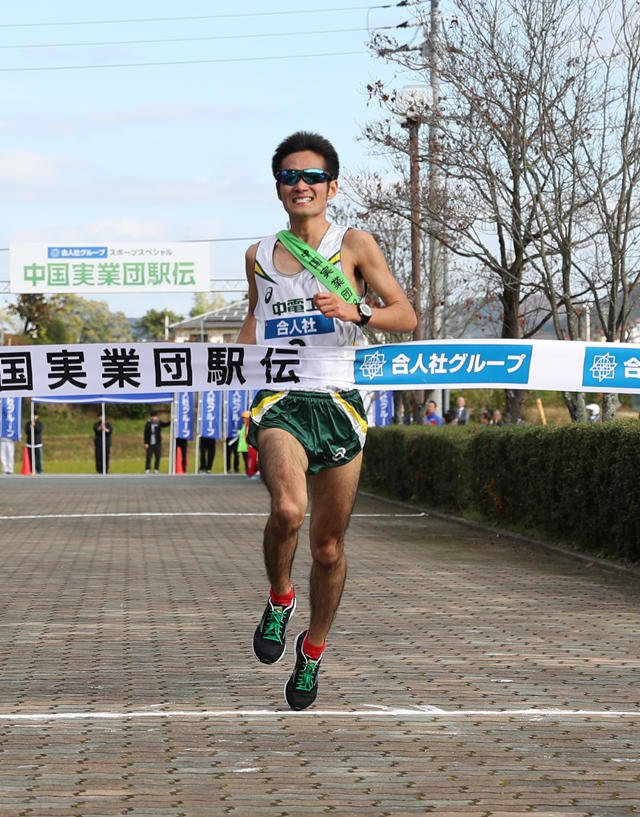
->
[9,242,210,294]
[1,338,640,399]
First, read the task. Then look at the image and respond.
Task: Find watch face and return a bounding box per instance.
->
[357,302,372,326]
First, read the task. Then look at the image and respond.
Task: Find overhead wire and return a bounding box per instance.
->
[0,51,369,73]
[0,24,403,51]
[0,4,405,28]
[0,4,416,73]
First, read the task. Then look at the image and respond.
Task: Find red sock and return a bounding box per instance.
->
[270,586,295,607]
[302,634,326,661]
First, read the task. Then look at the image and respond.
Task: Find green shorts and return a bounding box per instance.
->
[247,389,368,475]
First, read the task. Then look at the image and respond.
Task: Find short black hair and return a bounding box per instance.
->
[271,131,340,180]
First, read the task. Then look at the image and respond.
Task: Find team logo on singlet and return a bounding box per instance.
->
[264,314,335,340]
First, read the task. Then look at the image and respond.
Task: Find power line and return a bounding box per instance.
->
[0,4,400,28]
[0,50,366,73]
[0,25,407,51]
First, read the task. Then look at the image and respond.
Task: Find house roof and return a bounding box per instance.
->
[170,299,248,331]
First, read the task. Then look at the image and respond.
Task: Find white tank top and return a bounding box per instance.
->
[253,223,364,348]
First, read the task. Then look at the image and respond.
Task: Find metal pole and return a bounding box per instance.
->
[29,401,35,476]
[101,402,107,475]
[408,118,423,343]
[169,396,176,475]
[223,392,228,476]
[195,392,202,474]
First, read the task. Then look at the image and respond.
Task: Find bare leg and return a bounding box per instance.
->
[306,452,362,646]
[257,428,309,595]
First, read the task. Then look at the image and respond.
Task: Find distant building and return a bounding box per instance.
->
[170,300,248,343]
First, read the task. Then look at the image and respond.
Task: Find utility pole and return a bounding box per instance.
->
[426,0,444,340]
[403,114,424,346]
[425,0,447,412]
[397,85,431,422]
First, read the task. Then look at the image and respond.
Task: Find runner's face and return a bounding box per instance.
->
[276,150,338,217]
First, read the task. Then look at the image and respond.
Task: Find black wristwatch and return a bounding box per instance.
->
[356,301,372,326]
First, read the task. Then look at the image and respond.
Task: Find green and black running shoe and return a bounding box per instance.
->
[284,630,322,711]
[253,595,296,665]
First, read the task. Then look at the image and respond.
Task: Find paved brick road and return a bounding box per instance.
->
[0,475,638,816]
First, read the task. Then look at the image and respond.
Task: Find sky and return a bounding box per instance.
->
[0,0,418,322]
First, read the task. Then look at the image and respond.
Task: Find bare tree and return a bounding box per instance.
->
[369,1,560,419]
[575,1,640,419]
[367,0,640,422]
[519,0,640,419]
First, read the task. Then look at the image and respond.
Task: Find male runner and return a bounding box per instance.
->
[237,131,416,710]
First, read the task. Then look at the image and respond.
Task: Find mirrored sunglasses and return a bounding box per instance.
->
[275,168,333,186]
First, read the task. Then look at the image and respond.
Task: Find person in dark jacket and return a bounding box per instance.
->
[143,410,170,474]
[93,415,113,474]
[24,412,43,474]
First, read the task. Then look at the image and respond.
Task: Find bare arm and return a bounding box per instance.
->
[313,229,417,334]
[236,243,259,344]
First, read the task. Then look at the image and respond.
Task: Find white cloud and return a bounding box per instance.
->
[0,146,223,204]
[0,148,74,189]
[0,101,261,139]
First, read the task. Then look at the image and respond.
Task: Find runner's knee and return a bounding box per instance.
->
[310,537,344,568]
[270,497,306,536]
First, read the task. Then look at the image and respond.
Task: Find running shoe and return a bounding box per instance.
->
[253,595,296,665]
[284,630,322,711]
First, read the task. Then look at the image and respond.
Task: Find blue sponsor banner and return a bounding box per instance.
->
[176,392,195,440]
[354,343,532,387]
[47,246,108,259]
[374,391,394,426]
[264,314,334,340]
[0,397,21,440]
[200,391,222,439]
[226,389,247,437]
[583,347,640,390]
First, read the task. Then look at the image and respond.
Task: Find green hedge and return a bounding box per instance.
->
[362,421,640,563]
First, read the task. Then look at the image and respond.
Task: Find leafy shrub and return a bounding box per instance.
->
[362,421,640,563]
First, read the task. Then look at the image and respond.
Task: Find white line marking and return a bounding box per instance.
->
[0,707,637,722]
[0,512,426,521]
[0,512,270,520]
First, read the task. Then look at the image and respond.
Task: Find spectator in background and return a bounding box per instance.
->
[453,395,470,425]
[143,410,170,474]
[586,403,600,422]
[0,436,15,474]
[226,419,241,474]
[423,399,444,426]
[93,414,113,474]
[443,409,458,425]
[199,436,216,474]
[490,408,505,426]
[237,410,259,478]
[24,412,44,474]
